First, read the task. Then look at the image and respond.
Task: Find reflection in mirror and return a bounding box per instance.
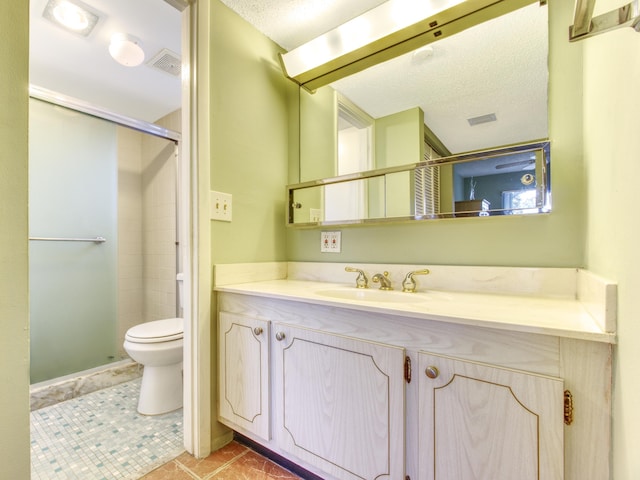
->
[298,2,548,185]
[288,142,550,226]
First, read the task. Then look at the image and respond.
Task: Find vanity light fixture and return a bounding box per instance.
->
[42,0,99,37]
[109,33,145,67]
[279,0,536,92]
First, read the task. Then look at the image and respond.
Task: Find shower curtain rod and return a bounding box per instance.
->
[29,236,107,243]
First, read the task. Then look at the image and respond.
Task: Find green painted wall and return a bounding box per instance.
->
[375,108,423,217]
[0,2,30,476]
[581,0,640,477]
[299,86,337,181]
[209,0,292,265]
[205,0,294,448]
[375,107,423,168]
[287,1,584,268]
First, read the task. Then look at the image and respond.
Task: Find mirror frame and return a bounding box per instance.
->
[287,140,550,227]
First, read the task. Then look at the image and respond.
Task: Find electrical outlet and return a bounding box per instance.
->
[210,191,232,222]
[310,208,322,222]
[320,231,341,253]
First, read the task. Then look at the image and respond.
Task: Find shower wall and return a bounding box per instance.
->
[116,110,181,357]
[116,127,144,356]
[142,111,181,323]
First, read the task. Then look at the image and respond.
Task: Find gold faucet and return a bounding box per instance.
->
[372,271,393,290]
[402,269,430,293]
[345,266,368,289]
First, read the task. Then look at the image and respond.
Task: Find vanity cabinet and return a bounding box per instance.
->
[218,312,270,441]
[216,289,612,480]
[272,323,405,480]
[417,352,564,480]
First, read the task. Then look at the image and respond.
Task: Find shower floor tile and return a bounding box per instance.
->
[30,378,184,480]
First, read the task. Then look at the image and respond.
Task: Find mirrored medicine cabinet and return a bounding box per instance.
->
[288,1,550,227]
[288,141,550,226]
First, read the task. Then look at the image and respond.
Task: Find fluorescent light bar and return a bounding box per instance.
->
[280,0,536,92]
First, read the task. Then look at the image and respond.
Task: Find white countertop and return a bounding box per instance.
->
[215,279,616,344]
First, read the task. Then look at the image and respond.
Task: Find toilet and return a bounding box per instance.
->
[123,274,184,415]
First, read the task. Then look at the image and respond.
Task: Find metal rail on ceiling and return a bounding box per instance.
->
[570,0,640,41]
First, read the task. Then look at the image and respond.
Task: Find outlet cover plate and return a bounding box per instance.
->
[310,208,322,223]
[321,231,341,253]
[210,191,232,222]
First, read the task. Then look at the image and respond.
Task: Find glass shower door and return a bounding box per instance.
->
[29,99,118,384]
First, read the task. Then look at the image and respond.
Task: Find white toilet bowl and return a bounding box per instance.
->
[124,317,184,415]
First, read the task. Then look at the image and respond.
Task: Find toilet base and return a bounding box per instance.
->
[138,362,183,415]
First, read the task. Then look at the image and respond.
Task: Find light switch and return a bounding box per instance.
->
[210,191,232,222]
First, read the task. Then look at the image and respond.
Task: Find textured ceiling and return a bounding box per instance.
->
[330,3,548,153]
[218,0,389,50]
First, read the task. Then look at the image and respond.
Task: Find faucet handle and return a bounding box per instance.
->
[402,269,430,293]
[345,266,368,289]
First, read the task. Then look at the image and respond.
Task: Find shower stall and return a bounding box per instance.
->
[29,92,181,385]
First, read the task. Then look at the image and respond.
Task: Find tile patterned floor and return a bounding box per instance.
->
[30,378,184,480]
[140,441,302,480]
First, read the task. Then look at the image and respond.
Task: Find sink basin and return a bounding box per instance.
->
[316,288,425,303]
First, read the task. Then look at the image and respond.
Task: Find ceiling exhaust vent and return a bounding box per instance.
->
[147,48,181,77]
[467,113,497,126]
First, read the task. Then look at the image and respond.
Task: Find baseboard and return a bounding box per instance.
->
[233,433,324,480]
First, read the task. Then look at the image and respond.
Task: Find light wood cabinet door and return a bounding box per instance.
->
[418,352,564,480]
[273,323,405,480]
[219,312,270,441]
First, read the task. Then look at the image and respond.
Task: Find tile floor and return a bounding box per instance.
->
[30,378,184,479]
[140,441,302,480]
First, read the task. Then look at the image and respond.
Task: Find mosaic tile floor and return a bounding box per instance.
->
[140,441,302,480]
[30,378,184,480]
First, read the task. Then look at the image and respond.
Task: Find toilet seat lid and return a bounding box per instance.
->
[125,318,183,343]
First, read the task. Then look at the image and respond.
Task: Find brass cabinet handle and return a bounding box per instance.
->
[425,366,439,379]
[275,332,286,341]
[253,327,263,336]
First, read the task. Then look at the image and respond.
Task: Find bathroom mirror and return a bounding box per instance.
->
[288,141,550,226]
[297,2,549,201]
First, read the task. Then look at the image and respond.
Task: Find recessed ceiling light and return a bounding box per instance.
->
[42,0,99,37]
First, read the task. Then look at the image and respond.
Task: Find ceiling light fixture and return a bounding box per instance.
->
[279,0,534,92]
[42,0,99,37]
[109,33,145,67]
